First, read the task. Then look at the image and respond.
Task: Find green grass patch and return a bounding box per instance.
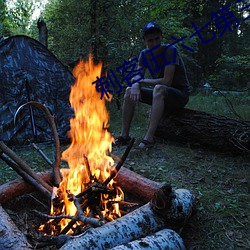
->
[186,94,250,120]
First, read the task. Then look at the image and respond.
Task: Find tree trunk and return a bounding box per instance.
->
[0,204,32,249]
[155,108,250,154]
[37,19,48,47]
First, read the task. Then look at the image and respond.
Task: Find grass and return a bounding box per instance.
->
[0,94,249,249]
[186,93,250,120]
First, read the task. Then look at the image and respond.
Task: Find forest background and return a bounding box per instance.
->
[1,0,250,93]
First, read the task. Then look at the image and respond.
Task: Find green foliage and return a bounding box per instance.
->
[0,0,12,36]
[208,54,250,89]
[2,0,250,91]
[5,0,35,35]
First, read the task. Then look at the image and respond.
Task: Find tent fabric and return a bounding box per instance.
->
[0,35,74,144]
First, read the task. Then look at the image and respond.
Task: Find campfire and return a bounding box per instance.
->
[39,55,128,236]
[0,55,196,249]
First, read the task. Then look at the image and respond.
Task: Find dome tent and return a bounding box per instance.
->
[0,35,74,145]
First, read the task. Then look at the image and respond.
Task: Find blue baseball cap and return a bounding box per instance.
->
[142,22,162,38]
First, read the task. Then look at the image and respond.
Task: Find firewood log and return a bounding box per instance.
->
[0,204,32,249]
[156,108,250,154]
[0,167,158,205]
[115,166,162,203]
[59,186,195,250]
[110,228,186,250]
[0,171,53,204]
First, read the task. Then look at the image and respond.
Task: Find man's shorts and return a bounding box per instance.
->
[140,87,189,112]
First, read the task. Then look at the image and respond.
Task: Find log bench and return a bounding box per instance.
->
[155,108,250,154]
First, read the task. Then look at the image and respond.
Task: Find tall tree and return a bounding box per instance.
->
[5,0,35,35]
[0,0,11,36]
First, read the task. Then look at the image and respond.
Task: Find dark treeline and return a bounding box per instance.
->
[1,0,249,92]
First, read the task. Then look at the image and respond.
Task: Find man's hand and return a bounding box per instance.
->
[130,83,141,102]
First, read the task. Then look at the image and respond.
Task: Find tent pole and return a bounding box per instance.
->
[24,78,38,142]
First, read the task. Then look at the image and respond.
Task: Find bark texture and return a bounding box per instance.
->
[110,228,185,250]
[0,171,53,204]
[59,202,166,250]
[0,167,159,205]
[155,108,250,154]
[59,187,195,250]
[115,167,162,203]
[0,204,32,249]
[37,19,48,47]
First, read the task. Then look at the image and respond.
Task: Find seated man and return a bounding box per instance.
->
[116,22,191,148]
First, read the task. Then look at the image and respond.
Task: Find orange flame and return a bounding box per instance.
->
[43,55,123,234]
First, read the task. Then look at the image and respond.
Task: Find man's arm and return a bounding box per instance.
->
[129,66,146,102]
[139,64,176,87]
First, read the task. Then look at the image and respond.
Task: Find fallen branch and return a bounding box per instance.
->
[0,171,53,204]
[156,108,250,154]
[104,138,135,186]
[0,141,52,193]
[0,152,51,199]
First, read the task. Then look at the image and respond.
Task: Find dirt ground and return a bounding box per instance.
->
[1,138,249,249]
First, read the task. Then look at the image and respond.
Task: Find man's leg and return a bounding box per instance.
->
[139,85,166,146]
[120,87,136,138]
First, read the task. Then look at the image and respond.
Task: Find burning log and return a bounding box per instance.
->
[104,138,135,185]
[59,185,195,250]
[59,202,165,249]
[0,204,32,249]
[110,228,185,250]
[33,197,104,228]
[156,108,250,154]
